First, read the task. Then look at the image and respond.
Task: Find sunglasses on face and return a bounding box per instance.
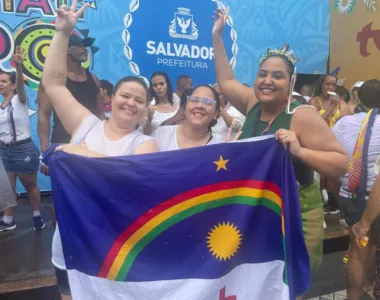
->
[187,96,216,106]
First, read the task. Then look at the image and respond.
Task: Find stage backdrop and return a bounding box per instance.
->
[330,0,379,89]
[0,0,329,193]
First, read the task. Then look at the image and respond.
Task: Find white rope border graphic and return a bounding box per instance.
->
[122,0,238,86]
[363,0,376,12]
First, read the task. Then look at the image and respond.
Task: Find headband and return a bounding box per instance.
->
[259,44,298,66]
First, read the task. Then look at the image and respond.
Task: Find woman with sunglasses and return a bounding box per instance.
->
[0,46,44,232]
[153,85,221,151]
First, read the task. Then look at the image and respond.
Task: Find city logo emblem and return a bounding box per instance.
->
[122,0,237,85]
[169,7,198,40]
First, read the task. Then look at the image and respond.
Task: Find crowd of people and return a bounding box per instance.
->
[0,2,380,299]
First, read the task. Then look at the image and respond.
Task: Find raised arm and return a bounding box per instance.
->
[91,73,105,120]
[13,46,27,104]
[291,107,348,177]
[37,82,52,152]
[212,8,256,115]
[41,1,91,137]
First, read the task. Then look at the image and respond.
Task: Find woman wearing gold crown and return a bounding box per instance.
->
[212,8,349,276]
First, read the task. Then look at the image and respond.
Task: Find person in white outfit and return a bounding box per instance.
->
[41,3,158,299]
[153,85,221,151]
[0,46,44,232]
[143,71,179,135]
[212,84,245,142]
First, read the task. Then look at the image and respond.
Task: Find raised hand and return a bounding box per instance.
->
[147,106,155,122]
[55,0,88,35]
[212,7,229,36]
[226,128,242,142]
[330,94,341,108]
[12,46,25,66]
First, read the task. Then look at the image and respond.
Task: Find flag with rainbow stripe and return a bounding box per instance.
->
[45,136,310,300]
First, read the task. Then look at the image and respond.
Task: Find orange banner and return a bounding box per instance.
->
[330,0,380,89]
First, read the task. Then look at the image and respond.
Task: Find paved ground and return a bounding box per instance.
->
[0,203,355,299]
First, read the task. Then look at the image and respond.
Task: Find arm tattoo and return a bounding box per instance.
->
[52,72,67,78]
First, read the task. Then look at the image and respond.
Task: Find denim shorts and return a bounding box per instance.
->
[341,195,380,237]
[0,140,40,174]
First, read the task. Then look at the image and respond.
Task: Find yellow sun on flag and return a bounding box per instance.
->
[207,222,242,261]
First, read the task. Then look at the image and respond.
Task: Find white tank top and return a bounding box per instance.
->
[52,115,153,269]
[0,94,30,143]
[152,125,218,151]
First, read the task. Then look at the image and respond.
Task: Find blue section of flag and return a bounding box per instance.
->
[43,137,310,298]
[129,205,284,281]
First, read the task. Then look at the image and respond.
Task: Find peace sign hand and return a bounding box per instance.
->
[212,7,229,37]
[12,46,25,66]
[55,0,88,35]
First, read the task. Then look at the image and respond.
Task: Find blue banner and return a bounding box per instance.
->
[0,0,329,192]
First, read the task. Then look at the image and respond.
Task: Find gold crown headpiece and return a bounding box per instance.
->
[259,44,298,66]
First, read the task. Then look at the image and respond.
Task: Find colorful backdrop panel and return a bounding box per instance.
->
[0,0,329,193]
[330,0,380,89]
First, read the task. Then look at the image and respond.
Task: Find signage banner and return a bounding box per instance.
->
[330,0,379,89]
[0,0,329,192]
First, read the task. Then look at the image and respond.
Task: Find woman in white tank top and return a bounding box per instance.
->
[153,85,222,151]
[41,4,158,299]
[0,46,45,233]
[142,72,179,135]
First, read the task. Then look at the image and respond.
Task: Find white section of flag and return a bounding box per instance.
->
[68,261,289,300]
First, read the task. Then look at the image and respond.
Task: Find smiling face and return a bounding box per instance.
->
[184,86,219,130]
[321,76,337,98]
[254,56,291,105]
[68,43,88,63]
[0,73,15,97]
[151,75,168,99]
[111,81,148,127]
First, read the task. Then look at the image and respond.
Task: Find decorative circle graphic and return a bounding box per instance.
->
[14,23,55,83]
[0,24,14,63]
[334,0,357,14]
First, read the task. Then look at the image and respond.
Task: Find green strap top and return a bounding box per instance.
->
[239,101,301,138]
[239,100,314,186]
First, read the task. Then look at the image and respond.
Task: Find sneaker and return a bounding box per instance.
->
[323,205,340,215]
[0,221,16,232]
[339,218,349,228]
[321,189,329,204]
[33,216,45,231]
[323,220,327,230]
